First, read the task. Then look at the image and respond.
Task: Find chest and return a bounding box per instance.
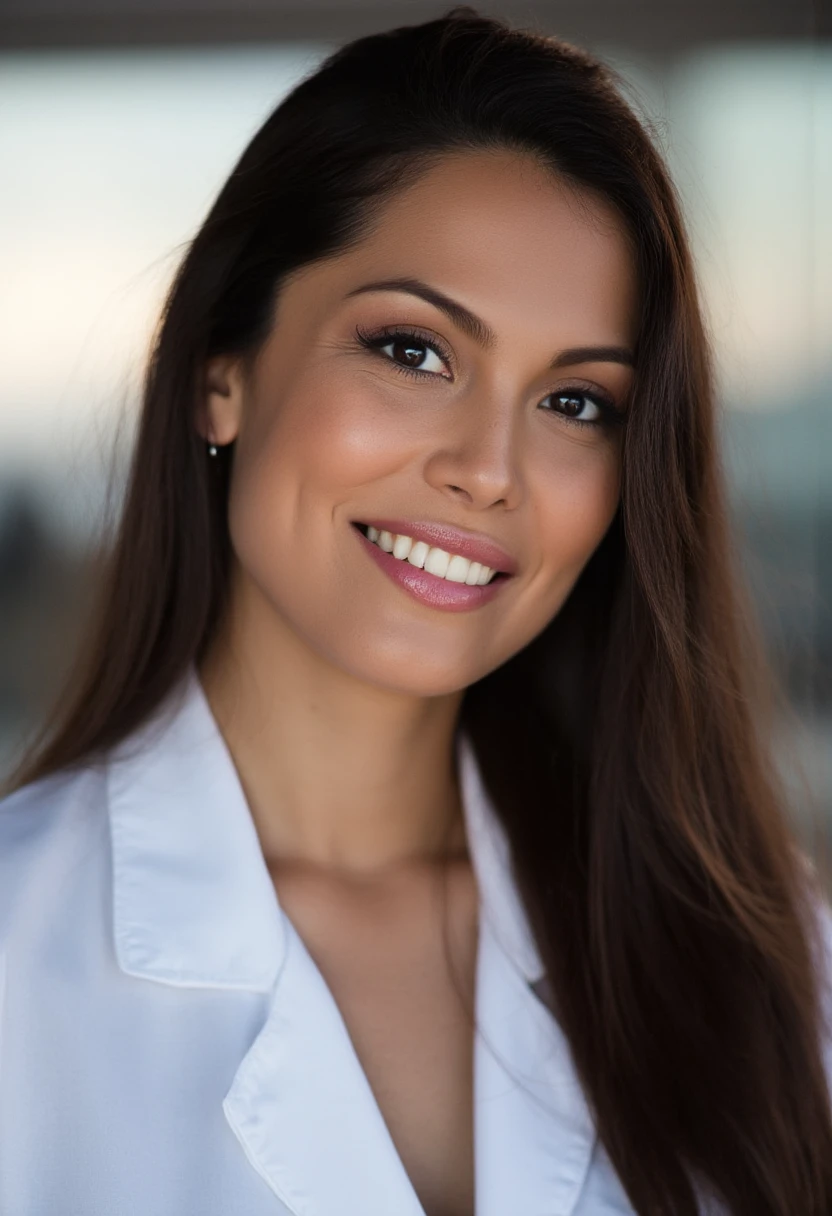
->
[270,859,479,1216]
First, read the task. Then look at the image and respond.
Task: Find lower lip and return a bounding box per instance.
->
[352,525,512,613]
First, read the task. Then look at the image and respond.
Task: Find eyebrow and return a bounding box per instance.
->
[344,276,635,369]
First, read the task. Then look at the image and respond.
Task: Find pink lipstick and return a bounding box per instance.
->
[351,522,514,613]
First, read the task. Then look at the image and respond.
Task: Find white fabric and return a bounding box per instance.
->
[0,667,828,1216]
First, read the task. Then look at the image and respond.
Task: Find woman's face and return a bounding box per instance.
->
[204,149,638,697]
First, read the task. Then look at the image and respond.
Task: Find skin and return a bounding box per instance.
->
[197,147,637,1216]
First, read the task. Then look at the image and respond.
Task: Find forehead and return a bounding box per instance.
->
[333,148,639,348]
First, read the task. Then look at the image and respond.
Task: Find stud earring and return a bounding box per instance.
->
[208,443,218,457]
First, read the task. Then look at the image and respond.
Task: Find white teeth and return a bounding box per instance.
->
[363,526,499,586]
[425,547,452,578]
[407,541,429,568]
[445,555,470,584]
[424,547,450,578]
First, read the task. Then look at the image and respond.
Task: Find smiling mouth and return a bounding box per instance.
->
[352,522,509,586]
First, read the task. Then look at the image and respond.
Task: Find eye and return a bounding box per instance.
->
[355,325,452,379]
[541,388,623,430]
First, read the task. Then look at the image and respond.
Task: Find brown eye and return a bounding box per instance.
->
[355,325,451,378]
[540,387,626,431]
[550,392,602,423]
[390,339,432,368]
[376,335,447,375]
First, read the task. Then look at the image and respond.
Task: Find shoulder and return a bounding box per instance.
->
[0,764,108,937]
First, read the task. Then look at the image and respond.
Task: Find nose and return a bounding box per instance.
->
[422,393,524,511]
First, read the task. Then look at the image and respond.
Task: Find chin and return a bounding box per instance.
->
[333,642,484,700]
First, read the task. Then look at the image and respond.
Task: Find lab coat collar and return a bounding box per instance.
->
[106,667,286,990]
[106,664,546,991]
[106,667,597,1215]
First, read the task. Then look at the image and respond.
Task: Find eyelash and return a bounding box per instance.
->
[354,324,626,431]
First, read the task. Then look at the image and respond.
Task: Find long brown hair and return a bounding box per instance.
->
[6,8,832,1212]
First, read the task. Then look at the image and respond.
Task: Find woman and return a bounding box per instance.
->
[1,7,830,1214]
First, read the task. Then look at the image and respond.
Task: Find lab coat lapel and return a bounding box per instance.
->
[221,729,598,1216]
[222,915,426,1216]
[473,919,597,1215]
[108,669,425,1214]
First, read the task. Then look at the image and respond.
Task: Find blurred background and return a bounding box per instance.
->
[1,1,830,861]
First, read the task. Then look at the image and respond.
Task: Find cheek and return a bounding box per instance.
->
[531,440,621,600]
[225,369,423,600]
[239,371,419,505]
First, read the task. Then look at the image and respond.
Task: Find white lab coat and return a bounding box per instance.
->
[0,667,828,1216]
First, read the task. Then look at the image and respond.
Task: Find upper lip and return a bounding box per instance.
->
[354,518,518,575]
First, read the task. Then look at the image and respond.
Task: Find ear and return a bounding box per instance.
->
[196,354,246,447]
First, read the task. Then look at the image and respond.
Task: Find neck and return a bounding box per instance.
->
[198,589,467,877]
